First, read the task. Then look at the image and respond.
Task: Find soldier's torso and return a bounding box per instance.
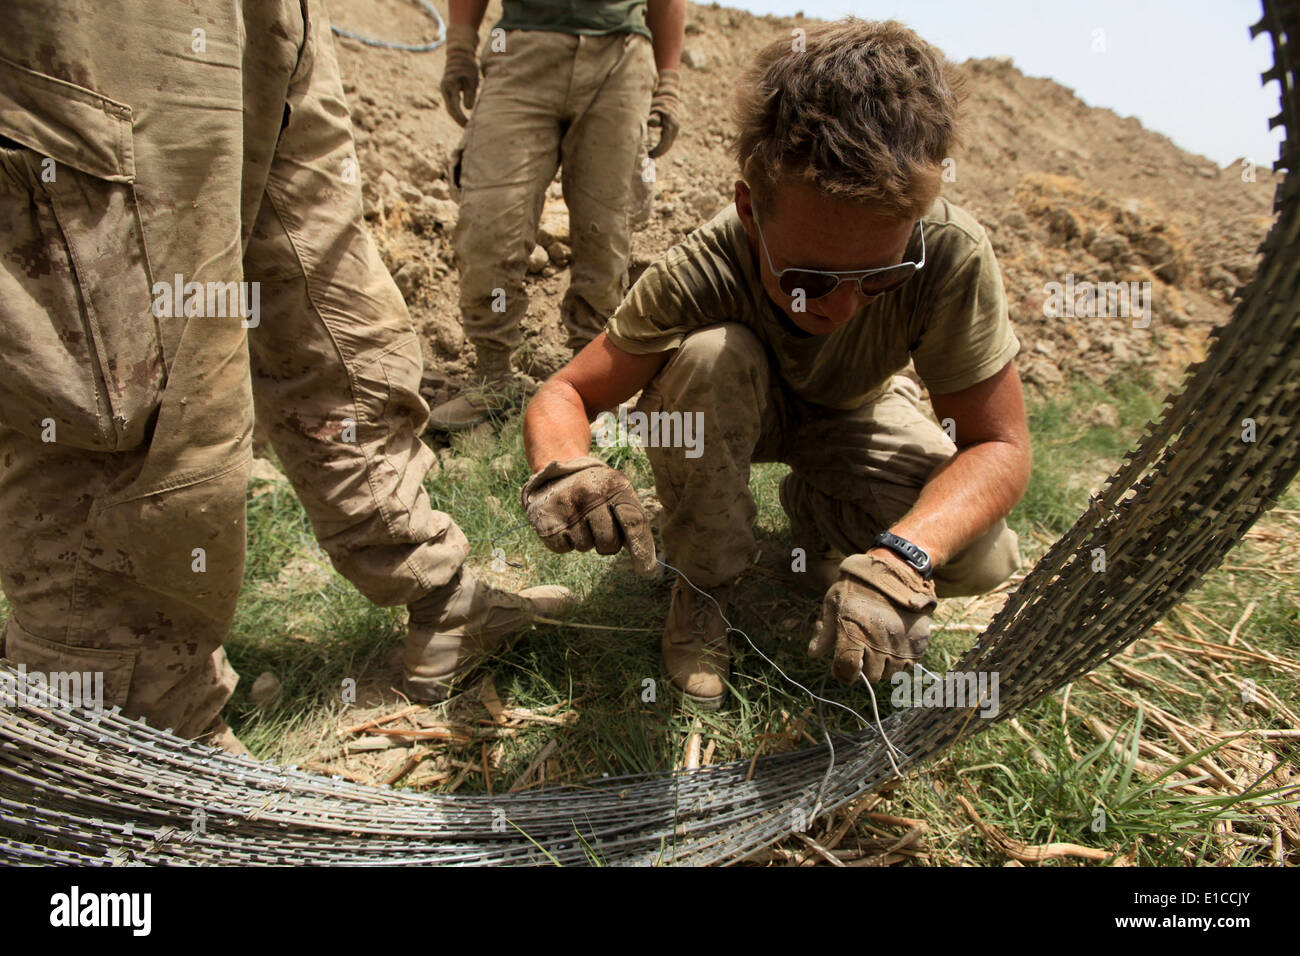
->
[494,0,652,40]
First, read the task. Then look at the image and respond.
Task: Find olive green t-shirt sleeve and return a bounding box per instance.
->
[910,230,1020,395]
[603,258,693,354]
[604,217,747,355]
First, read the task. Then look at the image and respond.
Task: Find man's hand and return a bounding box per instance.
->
[808,552,937,683]
[647,69,683,158]
[440,24,479,127]
[521,457,658,576]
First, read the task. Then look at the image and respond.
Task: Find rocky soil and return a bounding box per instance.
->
[327,0,1280,415]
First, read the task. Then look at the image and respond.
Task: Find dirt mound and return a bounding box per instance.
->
[328,0,1279,409]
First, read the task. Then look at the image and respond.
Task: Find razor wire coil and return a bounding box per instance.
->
[3,0,1299,867]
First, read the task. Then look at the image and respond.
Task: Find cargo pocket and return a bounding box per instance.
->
[0,56,161,452]
[2,617,136,710]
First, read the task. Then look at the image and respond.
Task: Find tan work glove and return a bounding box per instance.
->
[440,24,480,127]
[647,68,683,158]
[808,552,938,683]
[521,457,658,576]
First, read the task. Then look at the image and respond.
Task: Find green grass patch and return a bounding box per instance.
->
[3,362,1294,865]
[1010,361,1166,539]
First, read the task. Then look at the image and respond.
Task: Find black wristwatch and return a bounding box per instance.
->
[872,531,933,580]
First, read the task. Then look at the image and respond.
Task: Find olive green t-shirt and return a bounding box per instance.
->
[605,198,1020,409]
[495,1,652,42]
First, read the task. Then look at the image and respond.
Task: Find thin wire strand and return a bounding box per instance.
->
[655,557,921,832]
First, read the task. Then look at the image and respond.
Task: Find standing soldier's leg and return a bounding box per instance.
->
[245,2,469,609]
[0,0,253,749]
[559,34,658,350]
[430,31,571,431]
[245,6,572,702]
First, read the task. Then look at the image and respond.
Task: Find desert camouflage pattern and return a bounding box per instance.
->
[452,28,657,353]
[635,323,1022,594]
[0,0,467,741]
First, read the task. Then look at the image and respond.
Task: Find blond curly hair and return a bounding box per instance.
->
[733,18,966,222]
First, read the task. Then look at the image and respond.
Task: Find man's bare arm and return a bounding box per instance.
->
[646,0,685,71]
[523,333,671,471]
[448,0,488,29]
[880,360,1031,568]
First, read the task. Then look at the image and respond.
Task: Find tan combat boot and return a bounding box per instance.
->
[402,568,575,701]
[660,576,732,710]
[428,343,515,432]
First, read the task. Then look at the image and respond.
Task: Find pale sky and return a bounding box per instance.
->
[725,0,1284,169]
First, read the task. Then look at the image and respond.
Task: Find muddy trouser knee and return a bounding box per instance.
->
[244,1,469,607]
[636,324,776,588]
[779,375,1022,598]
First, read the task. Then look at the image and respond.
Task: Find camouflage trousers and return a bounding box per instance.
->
[452,29,657,354]
[0,0,467,742]
[636,324,1022,596]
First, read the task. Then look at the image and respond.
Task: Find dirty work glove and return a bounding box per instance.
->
[521,456,658,577]
[440,24,479,127]
[808,552,938,683]
[647,68,683,158]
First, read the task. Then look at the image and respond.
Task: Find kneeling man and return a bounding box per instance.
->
[519,19,1030,708]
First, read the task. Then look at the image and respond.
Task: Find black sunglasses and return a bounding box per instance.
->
[753,211,925,300]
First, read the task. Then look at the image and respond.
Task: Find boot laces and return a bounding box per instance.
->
[686,588,725,642]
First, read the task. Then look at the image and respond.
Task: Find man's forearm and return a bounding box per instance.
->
[646,0,685,71]
[882,439,1030,568]
[449,0,488,30]
[523,379,598,472]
